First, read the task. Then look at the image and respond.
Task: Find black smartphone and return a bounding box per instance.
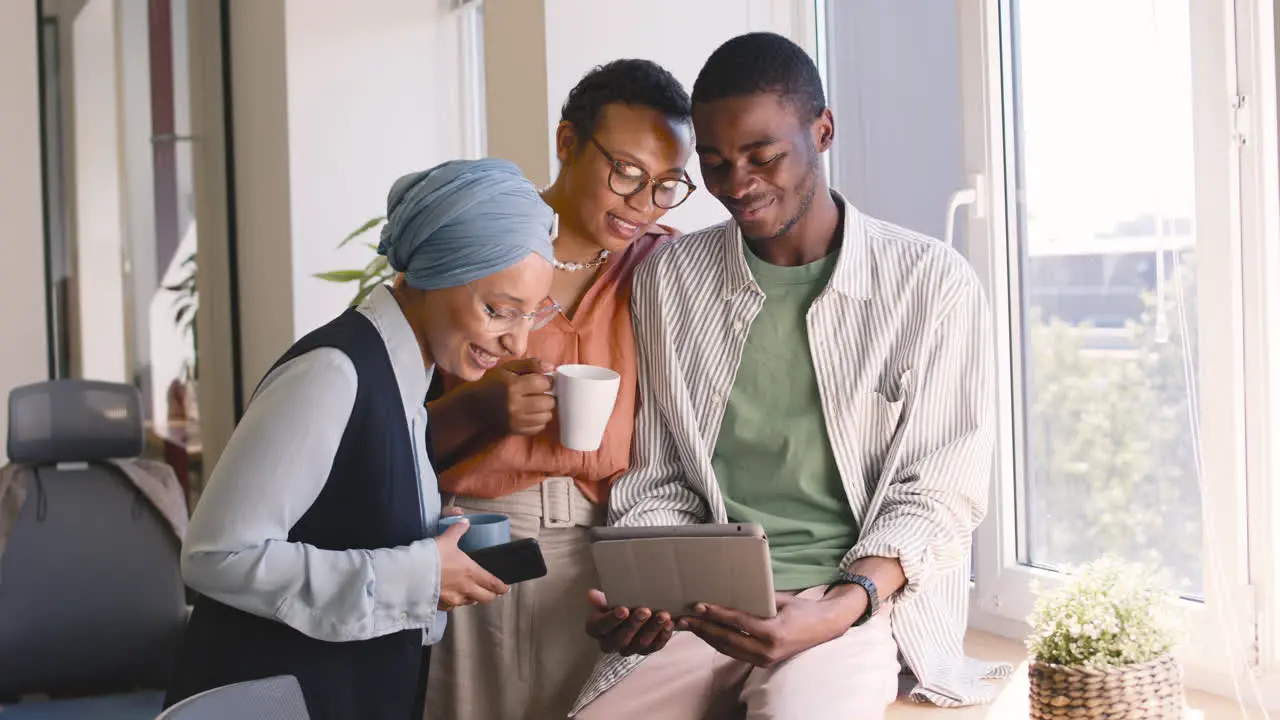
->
[466,538,548,585]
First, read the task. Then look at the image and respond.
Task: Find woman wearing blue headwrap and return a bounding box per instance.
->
[164,158,558,720]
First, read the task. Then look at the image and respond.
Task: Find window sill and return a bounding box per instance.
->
[888,630,1257,719]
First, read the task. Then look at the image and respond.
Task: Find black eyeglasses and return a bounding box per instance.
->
[590,137,696,210]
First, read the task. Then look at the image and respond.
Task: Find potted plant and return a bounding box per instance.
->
[315,216,395,306]
[1027,557,1183,719]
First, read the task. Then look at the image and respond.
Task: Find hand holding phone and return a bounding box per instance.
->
[466,538,548,585]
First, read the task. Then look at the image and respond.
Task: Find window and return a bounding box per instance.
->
[1008,0,1204,598]
[41,0,205,495]
[943,0,1277,699]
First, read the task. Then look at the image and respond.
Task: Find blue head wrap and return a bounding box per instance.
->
[377,158,556,291]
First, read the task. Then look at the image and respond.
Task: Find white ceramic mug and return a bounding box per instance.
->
[547,364,621,451]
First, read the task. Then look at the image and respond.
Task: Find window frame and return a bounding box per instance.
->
[1235,0,1280,691]
[812,0,1280,702]
[950,0,1275,700]
[457,0,487,160]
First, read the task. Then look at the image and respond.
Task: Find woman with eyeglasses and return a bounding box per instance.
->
[165,159,558,720]
[423,59,695,720]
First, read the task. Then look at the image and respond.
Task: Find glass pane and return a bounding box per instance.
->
[42,0,203,501]
[1008,0,1203,598]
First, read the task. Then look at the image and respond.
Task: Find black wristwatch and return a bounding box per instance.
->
[826,572,880,627]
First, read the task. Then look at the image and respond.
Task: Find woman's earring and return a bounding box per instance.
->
[550,213,560,243]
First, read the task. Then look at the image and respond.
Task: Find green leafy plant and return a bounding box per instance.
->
[164,251,198,339]
[315,216,394,306]
[1026,557,1180,668]
[163,251,199,381]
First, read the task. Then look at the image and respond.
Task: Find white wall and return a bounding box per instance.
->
[71,0,129,383]
[0,0,51,464]
[226,0,478,395]
[284,0,471,341]
[825,0,965,243]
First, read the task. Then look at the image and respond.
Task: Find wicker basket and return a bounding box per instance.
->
[1029,654,1183,719]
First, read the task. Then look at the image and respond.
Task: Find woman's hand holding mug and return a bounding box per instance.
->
[474,358,556,436]
[436,519,509,611]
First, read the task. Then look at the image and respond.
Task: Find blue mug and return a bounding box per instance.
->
[438,513,511,553]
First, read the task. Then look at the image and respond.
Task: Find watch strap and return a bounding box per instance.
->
[827,572,880,627]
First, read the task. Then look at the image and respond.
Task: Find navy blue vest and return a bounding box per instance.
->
[165,309,433,720]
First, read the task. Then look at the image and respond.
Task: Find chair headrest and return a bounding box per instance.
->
[7,380,144,465]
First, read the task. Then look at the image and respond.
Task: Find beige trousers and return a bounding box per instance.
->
[425,479,605,720]
[575,587,900,720]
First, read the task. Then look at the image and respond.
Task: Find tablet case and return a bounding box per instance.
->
[590,522,766,542]
[590,531,777,618]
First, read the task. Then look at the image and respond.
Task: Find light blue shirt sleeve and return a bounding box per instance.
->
[181,348,443,642]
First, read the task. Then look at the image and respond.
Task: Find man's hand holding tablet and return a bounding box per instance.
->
[584,590,675,657]
[676,583,870,668]
[583,524,903,669]
[584,523,777,657]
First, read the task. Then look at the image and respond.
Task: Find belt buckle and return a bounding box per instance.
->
[541,477,575,529]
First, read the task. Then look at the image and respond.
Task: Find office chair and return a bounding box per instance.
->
[155,676,310,720]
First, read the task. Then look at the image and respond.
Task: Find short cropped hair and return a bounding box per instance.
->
[559,59,692,141]
[691,32,826,120]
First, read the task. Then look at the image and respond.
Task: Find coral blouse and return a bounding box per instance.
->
[437,227,676,505]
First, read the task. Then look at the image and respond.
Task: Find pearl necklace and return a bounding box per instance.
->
[553,250,610,273]
[546,212,609,272]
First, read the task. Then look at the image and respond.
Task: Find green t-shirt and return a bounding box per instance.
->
[711,245,858,591]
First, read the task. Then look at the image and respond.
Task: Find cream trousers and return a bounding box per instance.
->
[574,586,900,720]
[425,479,604,720]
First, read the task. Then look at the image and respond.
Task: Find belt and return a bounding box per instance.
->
[445,477,602,529]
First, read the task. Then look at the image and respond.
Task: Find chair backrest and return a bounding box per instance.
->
[0,380,187,698]
[156,676,310,720]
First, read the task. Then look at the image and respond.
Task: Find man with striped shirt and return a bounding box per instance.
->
[572,33,1010,719]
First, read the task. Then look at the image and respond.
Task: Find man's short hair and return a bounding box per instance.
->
[559,59,692,142]
[691,32,827,120]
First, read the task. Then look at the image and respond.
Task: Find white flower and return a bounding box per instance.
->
[1025,557,1180,668]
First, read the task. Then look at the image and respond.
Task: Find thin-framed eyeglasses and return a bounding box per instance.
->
[468,284,561,332]
[589,137,696,210]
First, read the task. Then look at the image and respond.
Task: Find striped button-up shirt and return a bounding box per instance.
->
[571,193,1012,714]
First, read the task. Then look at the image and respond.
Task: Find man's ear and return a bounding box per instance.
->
[813,108,835,153]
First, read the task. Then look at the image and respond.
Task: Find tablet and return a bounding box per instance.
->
[589,523,777,618]
[590,522,766,542]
